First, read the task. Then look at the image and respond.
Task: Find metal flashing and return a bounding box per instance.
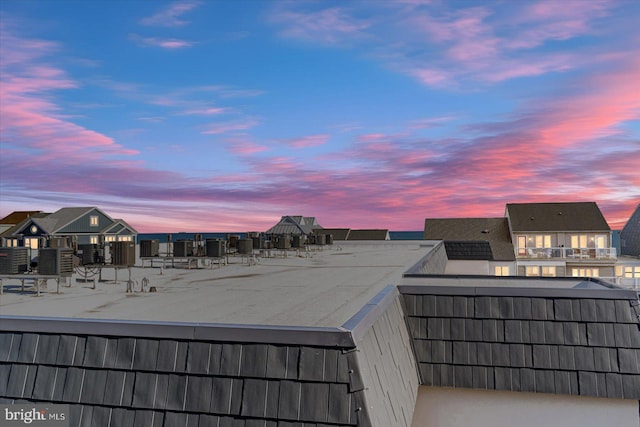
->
[0,316,356,348]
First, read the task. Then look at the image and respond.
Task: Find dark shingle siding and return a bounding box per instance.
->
[0,332,367,425]
[401,291,640,399]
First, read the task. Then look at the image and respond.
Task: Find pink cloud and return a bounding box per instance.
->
[139,1,201,27]
[130,34,193,49]
[281,134,330,149]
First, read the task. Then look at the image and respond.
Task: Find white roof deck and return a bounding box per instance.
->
[0,241,437,327]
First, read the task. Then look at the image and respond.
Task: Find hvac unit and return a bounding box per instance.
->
[205,239,225,257]
[140,240,160,257]
[173,240,194,257]
[315,234,326,245]
[77,244,100,266]
[292,235,303,248]
[276,235,291,250]
[228,235,240,249]
[48,237,71,249]
[110,241,136,266]
[237,239,254,254]
[38,248,74,276]
[0,248,29,274]
[252,235,264,250]
[325,234,334,245]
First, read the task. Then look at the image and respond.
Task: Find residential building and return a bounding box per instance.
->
[265,215,321,235]
[0,207,137,256]
[506,202,616,279]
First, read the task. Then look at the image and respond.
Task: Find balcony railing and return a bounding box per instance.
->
[517,247,617,260]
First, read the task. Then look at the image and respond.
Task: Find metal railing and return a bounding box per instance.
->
[516,247,617,260]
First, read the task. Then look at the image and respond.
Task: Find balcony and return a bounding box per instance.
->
[517,247,617,261]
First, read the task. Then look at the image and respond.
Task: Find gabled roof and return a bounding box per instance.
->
[265,215,320,235]
[506,202,610,232]
[0,212,50,237]
[424,218,515,261]
[0,211,42,225]
[101,219,138,235]
[347,229,390,240]
[44,207,108,233]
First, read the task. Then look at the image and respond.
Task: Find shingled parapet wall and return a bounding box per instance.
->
[0,320,374,426]
[399,286,640,399]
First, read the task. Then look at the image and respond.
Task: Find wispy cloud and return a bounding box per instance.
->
[130,34,193,49]
[178,107,229,116]
[201,118,260,135]
[270,1,620,87]
[140,0,201,27]
[279,134,330,149]
[270,6,371,45]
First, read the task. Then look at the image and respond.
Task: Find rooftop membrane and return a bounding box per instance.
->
[0,241,437,328]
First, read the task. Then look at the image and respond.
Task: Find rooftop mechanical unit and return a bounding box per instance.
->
[173,240,194,257]
[140,240,160,258]
[48,237,71,249]
[276,235,291,250]
[110,241,136,266]
[205,239,225,258]
[0,247,29,274]
[237,239,254,255]
[315,234,326,245]
[228,235,240,249]
[38,248,74,276]
[325,234,334,245]
[292,235,303,248]
[77,244,100,266]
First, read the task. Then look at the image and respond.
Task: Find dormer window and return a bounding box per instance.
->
[90,215,99,227]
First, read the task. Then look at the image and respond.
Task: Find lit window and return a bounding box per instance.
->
[541,266,556,277]
[495,266,509,276]
[118,236,132,242]
[571,235,588,249]
[90,216,99,227]
[104,236,116,242]
[525,266,540,276]
[573,268,599,277]
[535,235,551,248]
[90,236,98,244]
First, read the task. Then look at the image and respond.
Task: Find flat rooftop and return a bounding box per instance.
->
[0,241,436,328]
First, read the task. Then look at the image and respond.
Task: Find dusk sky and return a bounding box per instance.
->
[1,0,638,233]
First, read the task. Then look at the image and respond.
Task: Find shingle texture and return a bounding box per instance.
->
[423,218,515,261]
[444,241,494,261]
[400,288,640,399]
[620,204,640,257]
[506,202,610,232]
[0,331,370,426]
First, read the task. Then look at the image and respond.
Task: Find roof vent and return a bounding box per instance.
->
[481,229,490,234]
[558,211,563,215]
[530,216,535,220]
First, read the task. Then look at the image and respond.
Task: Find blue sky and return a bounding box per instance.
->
[1,0,638,232]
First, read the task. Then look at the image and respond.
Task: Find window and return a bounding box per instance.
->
[517,236,527,256]
[571,235,588,249]
[525,266,540,276]
[572,268,599,277]
[624,266,640,278]
[118,235,132,242]
[541,266,556,277]
[104,236,116,242]
[24,238,40,249]
[90,215,99,227]
[90,236,98,244]
[535,235,551,248]
[5,239,18,247]
[495,266,510,276]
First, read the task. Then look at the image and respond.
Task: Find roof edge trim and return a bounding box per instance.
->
[342,285,399,343]
[0,315,356,347]
[398,285,639,300]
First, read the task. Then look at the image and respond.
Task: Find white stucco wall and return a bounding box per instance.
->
[411,387,639,427]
